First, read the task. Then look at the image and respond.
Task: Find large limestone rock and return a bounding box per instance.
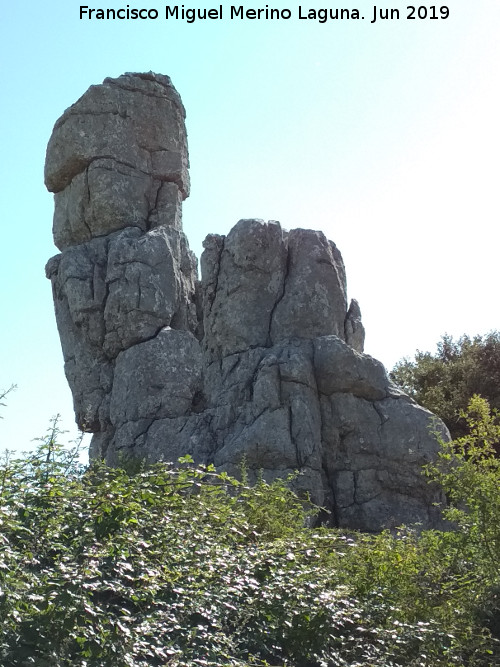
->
[45,73,448,532]
[45,72,188,250]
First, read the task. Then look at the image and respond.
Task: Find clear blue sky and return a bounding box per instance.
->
[1,1,499,454]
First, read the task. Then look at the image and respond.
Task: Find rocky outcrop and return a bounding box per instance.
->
[45,73,448,532]
[45,73,197,446]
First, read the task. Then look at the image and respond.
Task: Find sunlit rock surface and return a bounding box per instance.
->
[46,73,447,531]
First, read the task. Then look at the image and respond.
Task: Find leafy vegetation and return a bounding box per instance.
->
[390,332,500,440]
[0,401,499,666]
[0,384,16,420]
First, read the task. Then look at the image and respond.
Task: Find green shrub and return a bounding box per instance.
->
[1,410,499,666]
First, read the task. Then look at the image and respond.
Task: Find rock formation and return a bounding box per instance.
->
[45,72,448,532]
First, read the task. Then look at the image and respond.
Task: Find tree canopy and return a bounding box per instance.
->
[390,332,500,440]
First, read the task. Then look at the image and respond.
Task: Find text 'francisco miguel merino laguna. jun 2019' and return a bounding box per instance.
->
[79,5,451,24]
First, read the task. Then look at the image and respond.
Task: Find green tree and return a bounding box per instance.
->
[425,395,500,645]
[390,332,500,440]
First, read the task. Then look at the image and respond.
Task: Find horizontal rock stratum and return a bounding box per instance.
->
[45,73,448,531]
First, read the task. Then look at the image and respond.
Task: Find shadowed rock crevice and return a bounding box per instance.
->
[45,72,448,532]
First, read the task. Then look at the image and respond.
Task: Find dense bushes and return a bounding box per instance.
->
[1,404,500,666]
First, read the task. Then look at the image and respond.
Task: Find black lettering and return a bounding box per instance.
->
[407,5,449,19]
[80,5,159,19]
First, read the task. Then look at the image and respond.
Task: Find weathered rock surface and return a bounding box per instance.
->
[45,71,188,250]
[46,73,448,532]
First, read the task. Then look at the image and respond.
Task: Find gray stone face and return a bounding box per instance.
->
[46,73,449,532]
[45,72,198,448]
[110,328,202,425]
[345,299,365,353]
[270,230,348,343]
[103,226,197,357]
[201,219,288,359]
[45,72,189,250]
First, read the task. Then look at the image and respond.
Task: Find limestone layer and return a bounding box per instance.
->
[46,73,447,531]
